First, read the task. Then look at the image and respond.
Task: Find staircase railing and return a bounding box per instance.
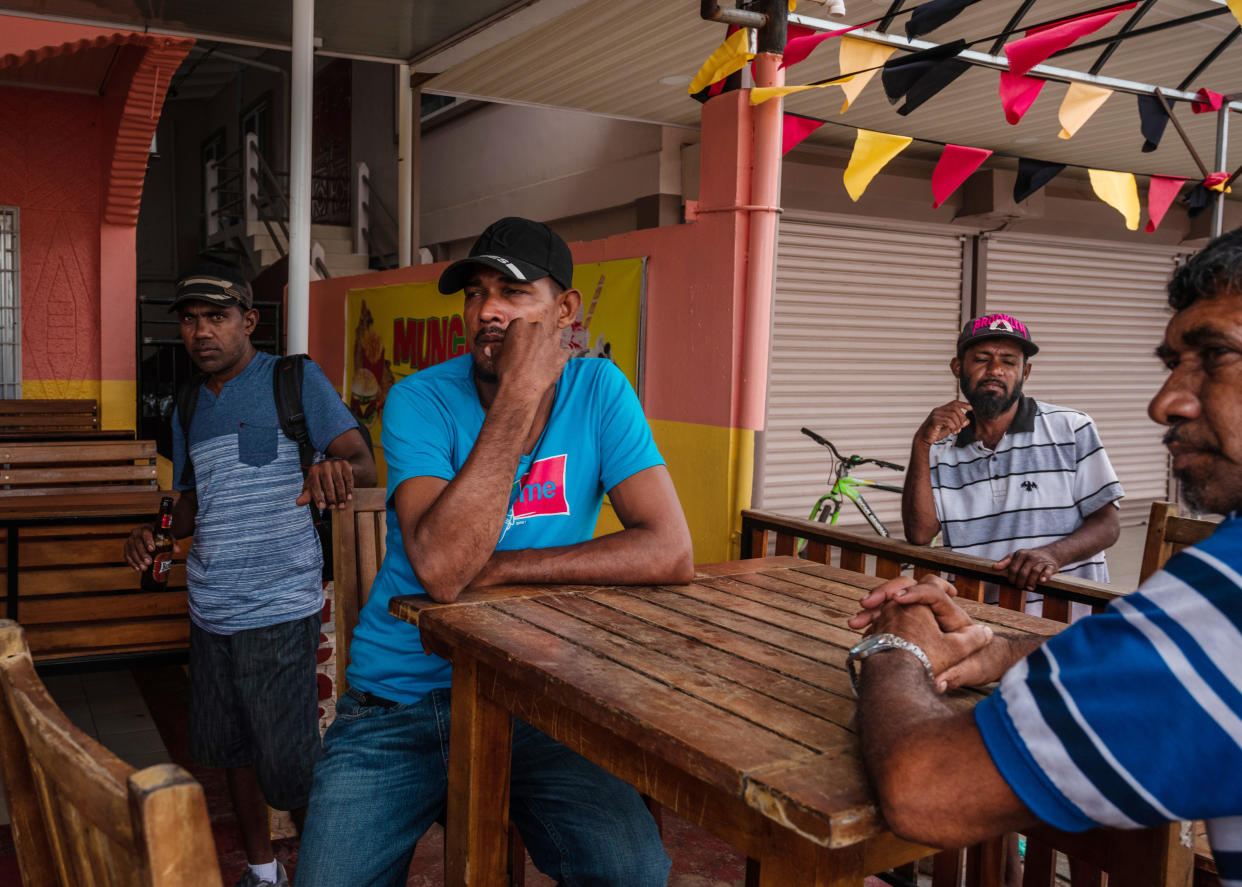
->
[354,162,399,270]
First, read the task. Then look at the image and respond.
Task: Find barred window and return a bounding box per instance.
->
[0,208,18,399]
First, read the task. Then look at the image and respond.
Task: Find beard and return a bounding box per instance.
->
[960,370,1023,420]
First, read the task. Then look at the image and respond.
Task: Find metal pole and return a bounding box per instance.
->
[287,0,314,354]
[1212,106,1230,238]
[397,64,413,267]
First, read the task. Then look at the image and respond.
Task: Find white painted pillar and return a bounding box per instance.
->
[397,64,413,267]
[287,0,314,354]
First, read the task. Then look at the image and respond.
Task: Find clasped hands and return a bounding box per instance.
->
[847,576,1010,693]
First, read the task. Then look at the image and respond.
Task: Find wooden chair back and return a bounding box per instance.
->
[0,620,221,886]
[1139,501,1217,584]
[331,487,388,699]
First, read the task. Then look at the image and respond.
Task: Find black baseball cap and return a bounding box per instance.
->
[171,262,254,311]
[957,313,1039,357]
[438,217,574,295]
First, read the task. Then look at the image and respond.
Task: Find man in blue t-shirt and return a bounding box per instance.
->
[124,264,375,887]
[297,217,693,886]
[847,229,1242,883]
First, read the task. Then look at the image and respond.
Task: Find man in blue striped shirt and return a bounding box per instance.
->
[849,228,1242,884]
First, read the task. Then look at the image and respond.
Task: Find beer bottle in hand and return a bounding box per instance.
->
[141,496,175,592]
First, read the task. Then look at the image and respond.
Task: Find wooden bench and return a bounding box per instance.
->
[0,620,222,886]
[0,492,192,663]
[0,398,99,436]
[0,440,157,497]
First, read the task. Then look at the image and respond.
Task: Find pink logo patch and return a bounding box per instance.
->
[511,454,570,519]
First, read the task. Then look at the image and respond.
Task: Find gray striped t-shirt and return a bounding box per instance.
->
[928,397,1123,582]
[172,350,358,634]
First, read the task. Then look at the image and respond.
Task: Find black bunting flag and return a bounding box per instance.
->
[882,40,967,104]
[1014,158,1066,203]
[1137,94,1170,153]
[906,0,985,39]
[898,58,972,115]
[1186,183,1213,219]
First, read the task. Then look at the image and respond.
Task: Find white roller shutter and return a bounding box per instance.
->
[761,217,965,534]
[983,234,1184,525]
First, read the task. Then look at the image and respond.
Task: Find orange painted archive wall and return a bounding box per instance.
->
[308,92,770,562]
[0,19,191,428]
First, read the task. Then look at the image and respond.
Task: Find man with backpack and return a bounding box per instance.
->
[123,262,375,887]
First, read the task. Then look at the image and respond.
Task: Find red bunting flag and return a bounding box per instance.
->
[932,145,993,208]
[780,21,874,69]
[999,72,1045,125]
[782,114,826,154]
[1004,4,1136,77]
[1145,176,1186,233]
[1191,88,1225,114]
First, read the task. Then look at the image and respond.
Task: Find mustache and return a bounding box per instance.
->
[1163,427,1218,453]
[475,325,506,344]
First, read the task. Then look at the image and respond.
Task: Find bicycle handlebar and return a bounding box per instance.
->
[800,427,905,472]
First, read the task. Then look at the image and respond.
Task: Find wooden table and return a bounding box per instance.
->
[0,490,173,620]
[390,556,1078,885]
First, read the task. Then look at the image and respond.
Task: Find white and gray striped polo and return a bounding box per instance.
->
[929,397,1124,582]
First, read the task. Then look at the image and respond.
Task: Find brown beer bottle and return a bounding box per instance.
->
[141,497,175,592]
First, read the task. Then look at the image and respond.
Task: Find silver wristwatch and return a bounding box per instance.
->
[846,633,935,696]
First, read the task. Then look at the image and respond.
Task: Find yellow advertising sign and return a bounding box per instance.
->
[345,258,645,483]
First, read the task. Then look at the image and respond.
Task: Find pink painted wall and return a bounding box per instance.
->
[0,86,103,384]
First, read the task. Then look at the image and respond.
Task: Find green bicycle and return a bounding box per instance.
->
[801,427,905,538]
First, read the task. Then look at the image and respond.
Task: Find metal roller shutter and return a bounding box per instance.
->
[761,217,965,534]
[982,234,1185,525]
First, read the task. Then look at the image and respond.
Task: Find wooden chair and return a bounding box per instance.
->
[331,488,533,885]
[0,399,99,436]
[1139,500,1217,584]
[0,440,157,497]
[0,619,221,886]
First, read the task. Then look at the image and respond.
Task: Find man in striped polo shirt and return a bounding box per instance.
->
[902,312,1123,609]
[849,229,1242,884]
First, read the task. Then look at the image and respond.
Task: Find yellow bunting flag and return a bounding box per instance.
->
[1058,82,1112,139]
[1229,0,1242,27]
[689,28,753,95]
[750,75,854,105]
[1088,169,1140,230]
[844,129,913,202]
[839,37,896,112]
[789,0,797,9]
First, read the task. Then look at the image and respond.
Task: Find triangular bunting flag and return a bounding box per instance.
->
[1145,176,1187,233]
[882,40,966,104]
[839,38,895,112]
[1229,0,1242,27]
[783,114,826,155]
[932,145,993,208]
[1058,82,1112,139]
[689,28,753,95]
[906,0,984,39]
[1089,169,1140,230]
[898,58,972,116]
[781,21,873,69]
[1187,183,1213,218]
[1191,88,1225,114]
[750,76,853,105]
[1137,94,1169,153]
[999,72,1046,125]
[1205,172,1234,193]
[1014,158,1065,202]
[1004,4,1136,77]
[844,129,913,201]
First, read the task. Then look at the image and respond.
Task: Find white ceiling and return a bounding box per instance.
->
[425,0,1242,181]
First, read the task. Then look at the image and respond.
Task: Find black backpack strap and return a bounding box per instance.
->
[174,373,207,488]
[273,353,315,477]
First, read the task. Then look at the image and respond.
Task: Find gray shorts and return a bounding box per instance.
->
[188,613,322,810]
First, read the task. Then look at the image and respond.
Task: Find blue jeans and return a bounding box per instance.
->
[296,688,670,887]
